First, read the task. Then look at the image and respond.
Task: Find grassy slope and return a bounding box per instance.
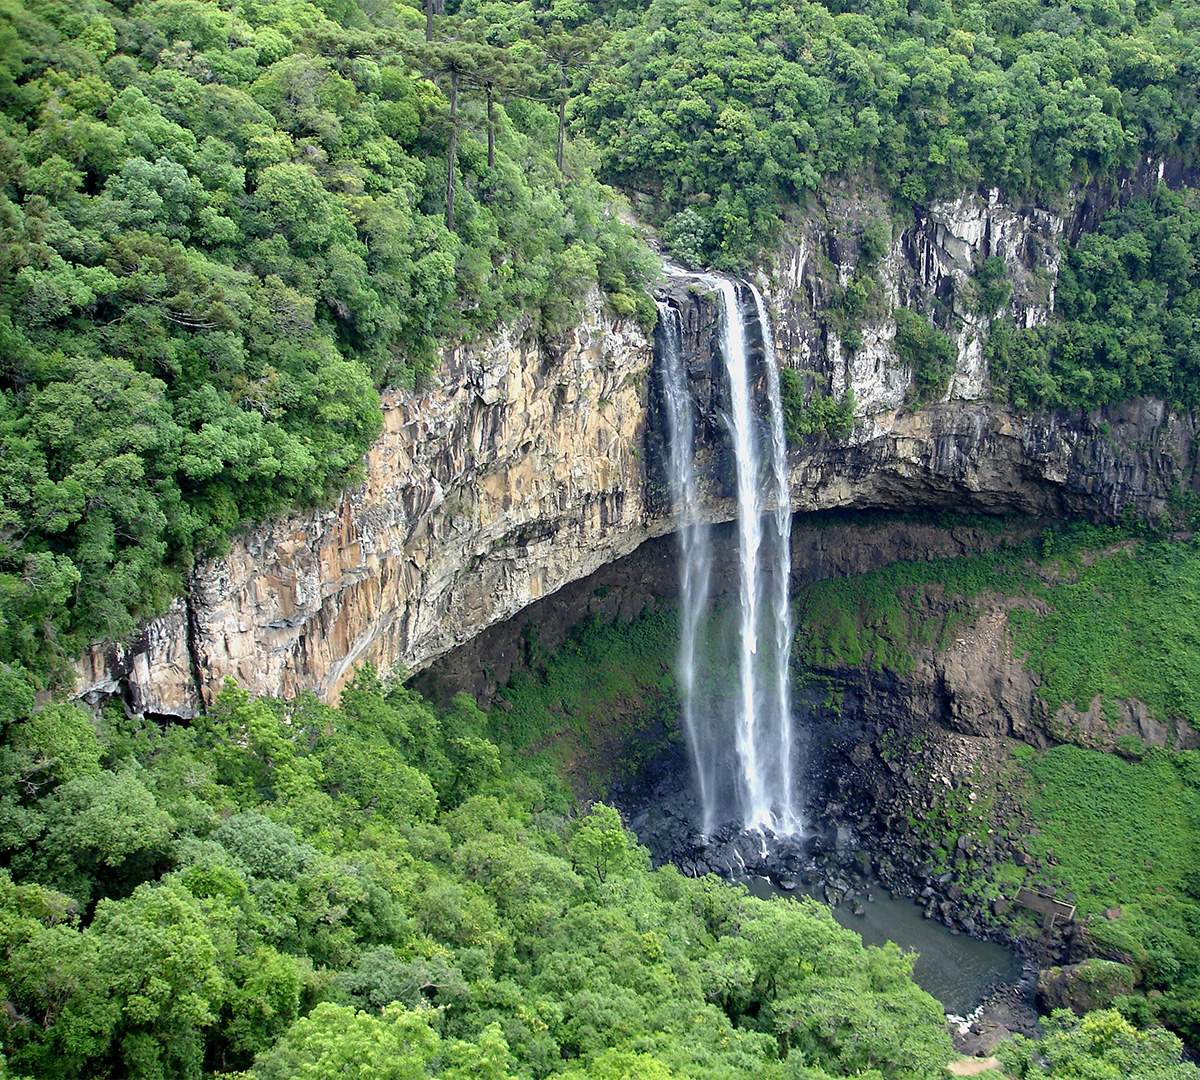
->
[796,524,1200,1036]
[1018,745,1199,914]
[798,525,1200,732]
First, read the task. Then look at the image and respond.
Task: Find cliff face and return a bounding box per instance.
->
[79,190,1200,717]
[77,301,657,716]
[763,185,1062,415]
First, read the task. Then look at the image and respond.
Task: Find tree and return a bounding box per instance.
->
[1000,1009,1200,1079]
[538,23,605,173]
[566,803,636,885]
[417,41,491,230]
[248,1003,517,1080]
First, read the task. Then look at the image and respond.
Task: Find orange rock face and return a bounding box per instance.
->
[76,295,659,716]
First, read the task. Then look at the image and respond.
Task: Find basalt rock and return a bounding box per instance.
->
[77,188,1200,718]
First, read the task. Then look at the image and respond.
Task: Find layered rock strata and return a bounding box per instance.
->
[79,188,1200,717]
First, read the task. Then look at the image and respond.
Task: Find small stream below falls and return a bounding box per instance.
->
[742,876,1023,1017]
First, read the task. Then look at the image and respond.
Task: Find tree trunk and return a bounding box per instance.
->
[556,90,566,172]
[486,84,495,170]
[425,0,433,41]
[435,0,444,13]
[446,69,458,231]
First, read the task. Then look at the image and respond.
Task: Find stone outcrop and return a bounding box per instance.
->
[1037,961,1137,1014]
[78,187,1200,718]
[762,185,1061,415]
[78,299,658,716]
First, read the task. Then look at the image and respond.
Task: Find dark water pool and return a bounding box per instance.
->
[743,876,1023,1016]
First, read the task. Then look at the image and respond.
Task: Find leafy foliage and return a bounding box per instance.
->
[1001,1008,1200,1079]
[1012,743,1200,1044]
[1007,538,1200,728]
[988,186,1200,409]
[793,521,1200,1045]
[778,368,856,443]
[797,524,1200,732]
[578,0,1200,267]
[894,309,957,403]
[0,672,957,1079]
[795,526,1038,675]
[488,607,681,776]
[0,0,655,689]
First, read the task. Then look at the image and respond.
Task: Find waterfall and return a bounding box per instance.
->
[710,277,771,830]
[655,302,717,834]
[656,277,799,837]
[752,284,799,835]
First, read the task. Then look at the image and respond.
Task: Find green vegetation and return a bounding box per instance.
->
[796,529,1036,675]
[1008,538,1200,728]
[778,368,856,443]
[796,523,1200,1044]
[825,219,891,355]
[798,525,1200,732]
[579,0,1200,268]
[988,187,1200,410]
[487,608,680,789]
[894,309,957,403]
[0,671,962,1079]
[1011,743,1200,1043]
[1000,1008,1200,1079]
[970,256,1013,317]
[0,0,656,693]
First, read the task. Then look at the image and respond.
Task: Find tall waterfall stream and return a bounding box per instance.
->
[658,276,798,836]
[649,277,1026,1022]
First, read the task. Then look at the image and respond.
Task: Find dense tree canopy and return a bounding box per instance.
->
[0,0,656,690]
[0,671,960,1078]
[988,185,1200,409]
[578,0,1200,268]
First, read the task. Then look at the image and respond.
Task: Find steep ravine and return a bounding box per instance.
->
[78,186,1200,718]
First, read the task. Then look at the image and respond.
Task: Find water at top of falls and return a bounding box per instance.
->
[655,302,717,834]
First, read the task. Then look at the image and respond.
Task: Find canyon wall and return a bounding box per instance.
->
[78,188,1200,717]
[76,302,659,716]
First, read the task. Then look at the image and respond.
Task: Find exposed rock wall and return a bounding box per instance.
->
[762,185,1062,416]
[77,299,658,716]
[79,188,1200,718]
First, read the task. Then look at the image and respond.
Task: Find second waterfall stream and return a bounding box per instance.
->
[657,276,800,837]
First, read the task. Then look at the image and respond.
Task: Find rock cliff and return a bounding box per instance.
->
[77,301,657,716]
[78,189,1200,717]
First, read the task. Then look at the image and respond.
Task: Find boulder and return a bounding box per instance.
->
[1036,959,1136,1015]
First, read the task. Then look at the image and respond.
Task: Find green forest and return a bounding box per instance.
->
[0,0,656,696]
[5,0,1200,700]
[0,673,960,1078]
[581,0,1200,266]
[5,0,1200,1076]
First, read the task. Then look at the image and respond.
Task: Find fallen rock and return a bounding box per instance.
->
[1036,959,1136,1015]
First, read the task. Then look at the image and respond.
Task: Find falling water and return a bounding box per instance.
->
[657,277,799,836]
[751,284,800,835]
[655,302,717,834]
[711,276,773,832]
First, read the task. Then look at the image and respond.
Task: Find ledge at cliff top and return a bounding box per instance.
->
[79,186,1200,717]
